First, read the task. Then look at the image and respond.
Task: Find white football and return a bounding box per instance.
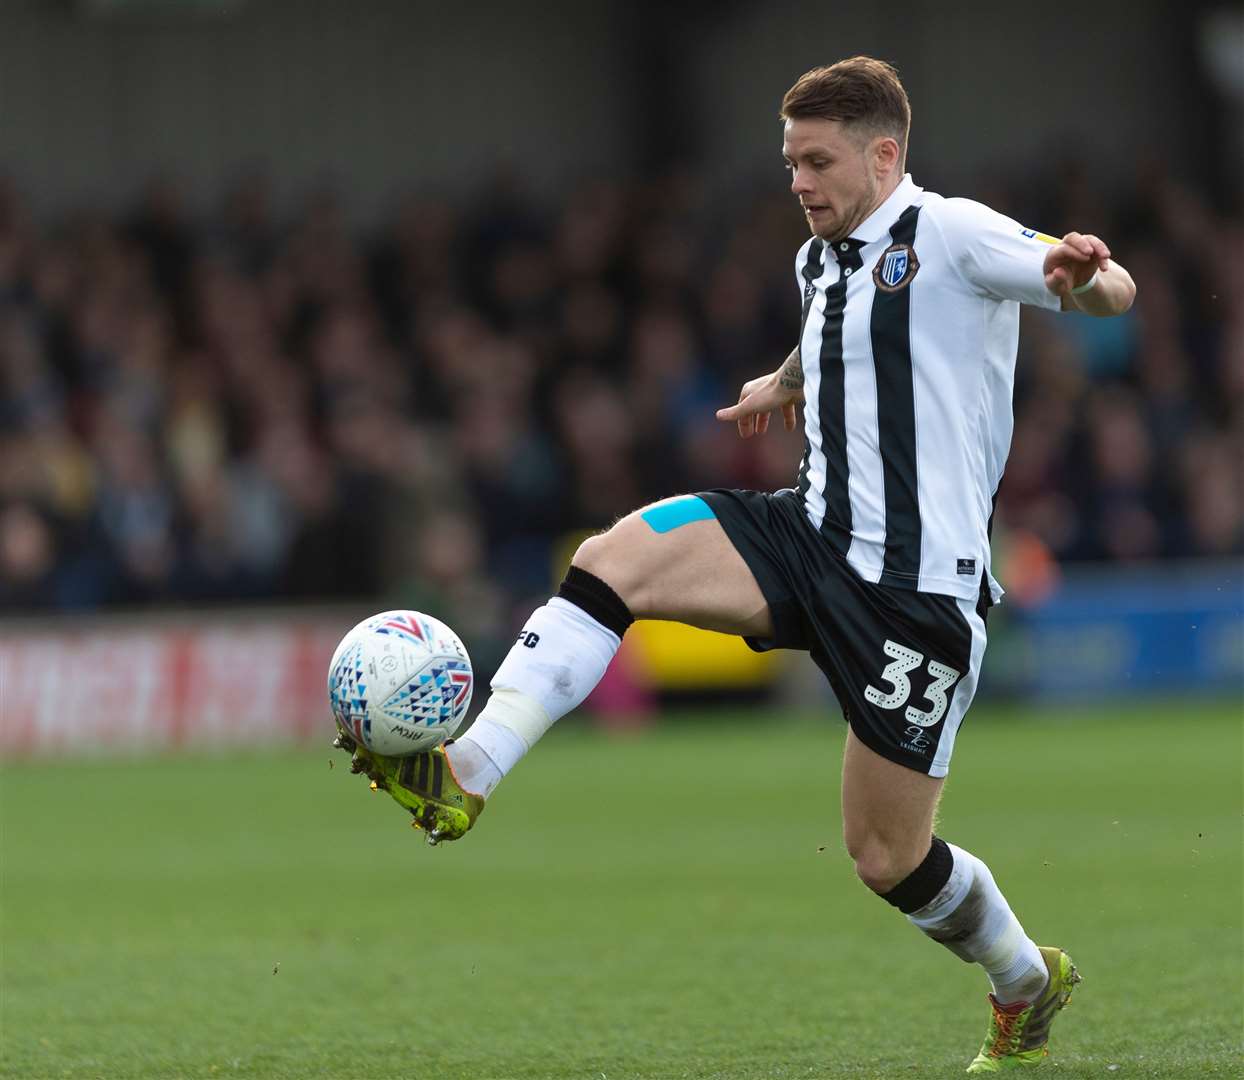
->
[327,610,474,756]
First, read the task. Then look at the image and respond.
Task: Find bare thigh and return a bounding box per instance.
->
[841,726,945,889]
[572,496,774,639]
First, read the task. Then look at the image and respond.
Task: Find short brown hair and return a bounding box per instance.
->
[781,56,911,161]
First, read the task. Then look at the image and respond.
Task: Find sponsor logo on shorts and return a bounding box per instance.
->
[900,724,933,755]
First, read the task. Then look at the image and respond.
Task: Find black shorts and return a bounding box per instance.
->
[698,488,989,778]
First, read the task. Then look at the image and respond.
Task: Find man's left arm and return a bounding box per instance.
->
[1043,230,1136,316]
[932,200,1136,317]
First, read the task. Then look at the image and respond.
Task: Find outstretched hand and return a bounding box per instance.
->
[715,371,801,438]
[1043,231,1111,295]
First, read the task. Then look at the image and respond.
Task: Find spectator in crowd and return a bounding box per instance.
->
[0,163,1239,617]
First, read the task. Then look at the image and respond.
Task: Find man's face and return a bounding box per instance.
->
[782,117,880,243]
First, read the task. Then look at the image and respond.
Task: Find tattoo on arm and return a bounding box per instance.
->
[778,346,804,392]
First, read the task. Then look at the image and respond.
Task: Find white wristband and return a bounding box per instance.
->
[1070,270,1099,295]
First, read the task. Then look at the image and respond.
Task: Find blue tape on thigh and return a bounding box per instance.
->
[641,495,717,534]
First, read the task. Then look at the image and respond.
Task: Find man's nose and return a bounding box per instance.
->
[790,168,812,196]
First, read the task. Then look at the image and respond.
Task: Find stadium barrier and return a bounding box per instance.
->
[0,607,783,756]
[986,561,1243,699]
[1,562,1238,756]
[0,610,353,757]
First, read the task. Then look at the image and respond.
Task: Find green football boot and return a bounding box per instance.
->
[966,947,1081,1073]
[333,727,485,845]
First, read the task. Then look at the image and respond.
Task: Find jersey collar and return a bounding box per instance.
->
[847,173,923,245]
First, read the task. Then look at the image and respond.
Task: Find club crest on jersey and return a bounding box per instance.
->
[873,243,920,292]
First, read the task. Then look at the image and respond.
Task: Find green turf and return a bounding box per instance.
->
[2,700,1241,1079]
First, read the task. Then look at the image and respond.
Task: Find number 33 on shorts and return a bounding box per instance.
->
[864,640,962,728]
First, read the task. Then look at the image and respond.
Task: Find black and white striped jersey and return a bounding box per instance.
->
[794,173,1061,604]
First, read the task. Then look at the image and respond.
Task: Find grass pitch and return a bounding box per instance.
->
[2,700,1241,1079]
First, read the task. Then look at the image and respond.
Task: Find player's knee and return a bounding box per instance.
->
[571,532,607,575]
[845,833,911,895]
[570,530,643,611]
[571,531,620,584]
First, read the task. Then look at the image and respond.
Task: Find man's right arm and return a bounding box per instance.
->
[715,345,804,438]
[777,344,804,395]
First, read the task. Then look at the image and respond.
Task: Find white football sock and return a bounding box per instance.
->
[446,695,541,798]
[907,843,1048,1003]
[447,597,622,797]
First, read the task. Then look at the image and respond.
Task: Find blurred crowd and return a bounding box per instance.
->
[1,162,1241,636]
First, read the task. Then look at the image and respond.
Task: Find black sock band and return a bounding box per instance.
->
[880,836,954,914]
[557,565,634,640]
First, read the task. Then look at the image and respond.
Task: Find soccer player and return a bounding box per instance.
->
[335,56,1136,1072]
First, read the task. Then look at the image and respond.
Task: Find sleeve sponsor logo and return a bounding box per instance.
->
[1020,227,1059,244]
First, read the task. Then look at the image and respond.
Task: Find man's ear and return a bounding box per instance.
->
[874,136,901,177]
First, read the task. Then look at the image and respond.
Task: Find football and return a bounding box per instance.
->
[327,610,474,756]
